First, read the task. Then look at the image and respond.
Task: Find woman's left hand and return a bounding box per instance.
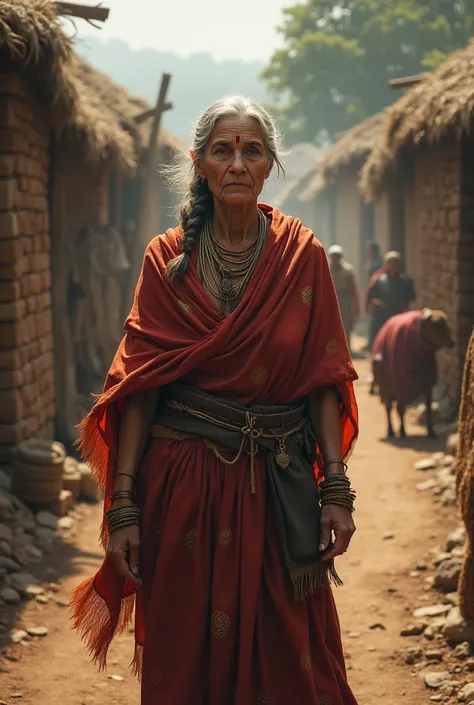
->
[319,504,356,561]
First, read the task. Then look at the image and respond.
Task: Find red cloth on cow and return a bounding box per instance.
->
[372,310,437,404]
[70,205,359,705]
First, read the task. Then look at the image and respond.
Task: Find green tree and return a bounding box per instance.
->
[263,0,474,144]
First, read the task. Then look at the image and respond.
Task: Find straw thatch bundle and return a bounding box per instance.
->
[361,40,474,200]
[301,111,387,200]
[456,325,474,620]
[0,1,182,170]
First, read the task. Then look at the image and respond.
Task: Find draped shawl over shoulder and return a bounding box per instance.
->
[71,204,359,668]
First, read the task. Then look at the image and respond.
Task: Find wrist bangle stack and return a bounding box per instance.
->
[106,505,142,533]
[323,459,348,474]
[319,474,356,512]
[110,489,135,502]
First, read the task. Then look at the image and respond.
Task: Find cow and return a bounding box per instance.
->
[372,309,454,439]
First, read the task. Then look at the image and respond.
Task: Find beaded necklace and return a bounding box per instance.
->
[199,209,269,316]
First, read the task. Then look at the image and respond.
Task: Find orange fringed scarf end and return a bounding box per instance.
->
[69,576,135,672]
[75,406,110,491]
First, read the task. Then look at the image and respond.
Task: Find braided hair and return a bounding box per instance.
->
[164,95,286,281]
[167,173,214,280]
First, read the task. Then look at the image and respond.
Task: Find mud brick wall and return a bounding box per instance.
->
[459,137,474,376]
[0,73,55,461]
[413,139,466,401]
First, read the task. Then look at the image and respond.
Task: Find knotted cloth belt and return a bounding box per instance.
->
[150,384,342,599]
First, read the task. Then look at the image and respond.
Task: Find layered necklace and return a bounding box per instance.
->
[199,209,269,316]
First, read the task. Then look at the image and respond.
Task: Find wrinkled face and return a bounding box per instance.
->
[193,115,273,206]
[330,253,342,267]
[385,258,401,277]
[422,313,454,350]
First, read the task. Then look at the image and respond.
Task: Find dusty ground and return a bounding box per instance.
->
[0,357,459,705]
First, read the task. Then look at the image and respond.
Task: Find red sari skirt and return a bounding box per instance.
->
[135,435,358,705]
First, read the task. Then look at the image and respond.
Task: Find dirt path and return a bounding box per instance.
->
[0,359,457,705]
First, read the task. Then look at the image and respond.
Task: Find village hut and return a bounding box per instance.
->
[360,40,474,403]
[300,111,389,288]
[0,0,182,461]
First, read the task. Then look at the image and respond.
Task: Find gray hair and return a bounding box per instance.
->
[164,95,285,280]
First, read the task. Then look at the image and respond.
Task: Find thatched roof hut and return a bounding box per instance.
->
[302,111,387,200]
[0,0,182,170]
[360,41,474,199]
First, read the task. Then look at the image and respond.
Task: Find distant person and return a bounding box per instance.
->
[72,96,359,705]
[365,241,382,281]
[367,251,416,349]
[328,245,360,352]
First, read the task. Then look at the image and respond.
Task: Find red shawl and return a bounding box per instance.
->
[71,204,358,669]
[372,309,437,404]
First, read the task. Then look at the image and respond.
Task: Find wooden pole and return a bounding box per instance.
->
[389,74,424,89]
[55,2,110,22]
[123,74,173,315]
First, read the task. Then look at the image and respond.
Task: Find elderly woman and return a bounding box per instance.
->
[72,96,359,705]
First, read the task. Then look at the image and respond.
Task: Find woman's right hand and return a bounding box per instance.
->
[106,503,142,587]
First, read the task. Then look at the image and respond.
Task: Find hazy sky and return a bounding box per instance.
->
[79,0,290,61]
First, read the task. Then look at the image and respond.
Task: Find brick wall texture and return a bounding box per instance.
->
[413,138,474,402]
[0,73,55,461]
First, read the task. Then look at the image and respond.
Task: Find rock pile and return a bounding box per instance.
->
[399,433,474,702]
[0,458,102,640]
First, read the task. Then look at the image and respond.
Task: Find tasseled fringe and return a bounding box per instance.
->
[69,576,135,672]
[75,409,109,490]
[131,642,144,681]
[290,560,343,601]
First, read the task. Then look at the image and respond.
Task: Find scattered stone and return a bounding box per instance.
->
[441,487,457,507]
[383,532,395,540]
[57,516,74,530]
[415,458,437,471]
[416,563,428,572]
[5,572,39,596]
[417,479,437,492]
[10,629,28,644]
[49,489,74,517]
[405,647,423,664]
[0,556,21,572]
[369,623,386,631]
[424,618,447,640]
[414,605,451,619]
[443,608,474,644]
[348,632,361,638]
[48,583,61,593]
[445,592,459,606]
[108,675,124,682]
[465,659,474,671]
[453,642,471,659]
[425,651,443,661]
[36,594,48,605]
[34,527,56,552]
[35,511,58,531]
[409,570,421,578]
[434,558,462,591]
[401,623,427,637]
[0,587,20,604]
[0,541,12,557]
[24,585,44,599]
[387,587,397,593]
[424,672,452,689]
[56,599,67,608]
[10,694,23,699]
[430,696,443,703]
[0,524,13,544]
[26,626,48,637]
[442,454,455,467]
[459,683,474,703]
[433,552,451,566]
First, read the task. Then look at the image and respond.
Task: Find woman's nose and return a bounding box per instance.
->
[230,152,245,172]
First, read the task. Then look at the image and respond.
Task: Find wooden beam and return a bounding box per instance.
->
[123,74,173,314]
[134,103,173,125]
[55,2,110,23]
[390,74,424,89]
